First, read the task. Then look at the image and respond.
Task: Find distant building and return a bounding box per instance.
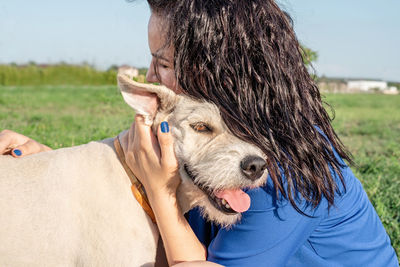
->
[117,65,139,79]
[318,80,348,93]
[317,78,399,94]
[347,80,388,92]
[383,86,399,95]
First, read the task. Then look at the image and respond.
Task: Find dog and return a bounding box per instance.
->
[0,72,268,266]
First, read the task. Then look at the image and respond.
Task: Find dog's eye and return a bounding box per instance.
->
[190,122,212,133]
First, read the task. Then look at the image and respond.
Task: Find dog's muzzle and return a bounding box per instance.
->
[183,164,248,214]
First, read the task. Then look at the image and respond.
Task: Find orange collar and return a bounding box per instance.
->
[113,136,156,224]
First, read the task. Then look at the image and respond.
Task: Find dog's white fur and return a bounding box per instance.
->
[0,73,267,266]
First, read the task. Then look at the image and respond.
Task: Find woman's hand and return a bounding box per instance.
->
[0,129,52,157]
[120,116,207,265]
[121,115,180,197]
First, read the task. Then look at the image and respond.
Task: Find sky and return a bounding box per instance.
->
[1,0,399,82]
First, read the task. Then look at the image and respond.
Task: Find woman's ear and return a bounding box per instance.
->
[117,72,179,125]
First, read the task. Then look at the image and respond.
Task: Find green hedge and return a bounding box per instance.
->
[0,64,118,86]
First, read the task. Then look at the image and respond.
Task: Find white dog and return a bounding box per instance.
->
[0,73,268,266]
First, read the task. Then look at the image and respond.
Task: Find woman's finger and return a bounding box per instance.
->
[11,140,51,158]
[10,140,41,158]
[134,115,153,149]
[127,121,136,152]
[134,115,160,157]
[157,121,177,167]
[0,130,51,156]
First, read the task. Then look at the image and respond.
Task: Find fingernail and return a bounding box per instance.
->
[13,149,22,156]
[161,121,169,133]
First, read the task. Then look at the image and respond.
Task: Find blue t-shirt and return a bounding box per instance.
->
[185,158,398,266]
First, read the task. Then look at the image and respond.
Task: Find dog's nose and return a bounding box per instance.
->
[240,156,267,181]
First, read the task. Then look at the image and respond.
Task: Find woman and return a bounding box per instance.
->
[1,0,398,266]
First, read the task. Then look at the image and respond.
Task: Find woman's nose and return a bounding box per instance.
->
[146,61,159,84]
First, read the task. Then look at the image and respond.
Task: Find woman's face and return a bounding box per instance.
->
[146,13,180,93]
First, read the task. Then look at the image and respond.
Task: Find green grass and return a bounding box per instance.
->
[324,94,400,257]
[1,87,399,257]
[0,64,118,86]
[0,86,134,148]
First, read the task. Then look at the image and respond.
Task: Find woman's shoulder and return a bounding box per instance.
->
[245,157,358,214]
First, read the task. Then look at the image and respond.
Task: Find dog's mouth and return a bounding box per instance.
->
[183,164,251,215]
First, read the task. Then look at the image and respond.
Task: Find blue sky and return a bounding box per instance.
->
[1,0,399,81]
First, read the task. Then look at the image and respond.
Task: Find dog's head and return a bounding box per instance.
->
[117,73,268,227]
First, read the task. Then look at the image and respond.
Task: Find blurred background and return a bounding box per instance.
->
[1,0,399,86]
[0,0,399,258]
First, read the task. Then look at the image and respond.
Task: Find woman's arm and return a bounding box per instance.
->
[0,129,52,157]
[120,115,207,266]
[149,187,207,265]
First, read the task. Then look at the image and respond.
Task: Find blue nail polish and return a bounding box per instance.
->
[161,121,169,133]
[13,149,22,156]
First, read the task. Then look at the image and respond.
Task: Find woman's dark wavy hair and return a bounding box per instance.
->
[147,0,353,213]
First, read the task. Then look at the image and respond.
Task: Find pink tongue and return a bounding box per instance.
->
[214,189,251,213]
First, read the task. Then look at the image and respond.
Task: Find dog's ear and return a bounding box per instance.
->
[117,72,178,125]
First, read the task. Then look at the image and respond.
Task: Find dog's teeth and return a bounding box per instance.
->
[225,203,231,209]
[221,199,227,205]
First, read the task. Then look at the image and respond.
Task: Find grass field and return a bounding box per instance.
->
[1,86,399,257]
[325,94,400,257]
[0,64,118,86]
